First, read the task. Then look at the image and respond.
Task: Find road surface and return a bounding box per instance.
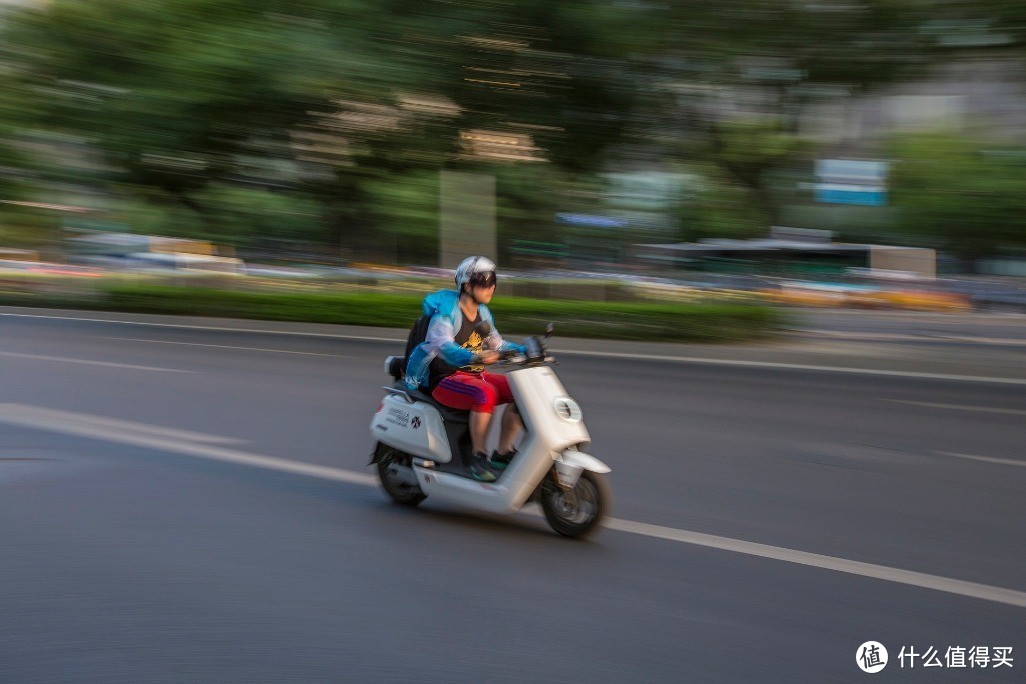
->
[1,308,1023,682]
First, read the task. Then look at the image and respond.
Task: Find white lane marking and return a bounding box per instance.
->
[553,349,1026,386]
[937,451,1026,468]
[885,399,1026,416]
[0,312,402,342]
[0,403,1023,609]
[795,330,920,341]
[0,403,376,487]
[0,351,194,373]
[102,337,349,358]
[800,329,1026,346]
[3,310,1024,385]
[603,518,1026,609]
[0,404,247,446]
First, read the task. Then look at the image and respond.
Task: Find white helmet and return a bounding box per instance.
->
[454,255,497,290]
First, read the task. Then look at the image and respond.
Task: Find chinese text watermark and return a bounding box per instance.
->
[857,642,1013,673]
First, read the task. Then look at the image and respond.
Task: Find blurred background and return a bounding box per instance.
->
[1,0,1025,305]
[2,6,1025,679]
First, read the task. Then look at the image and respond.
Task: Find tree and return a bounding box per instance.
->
[704,118,808,227]
[0,0,650,259]
[888,132,1026,262]
[3,0,1017,262]
[639,0,931,228]
[2,1,426,239]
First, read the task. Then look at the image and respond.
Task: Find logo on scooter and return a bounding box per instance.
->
[411,416,421,429]
[553,397,583,423]
[385,406,411,428]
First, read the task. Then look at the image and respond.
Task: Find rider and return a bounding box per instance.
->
[404,256,526,482]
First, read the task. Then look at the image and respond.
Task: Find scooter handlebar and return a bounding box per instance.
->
[491,353,554,367]
[457,352,554,370]
[495,336,553,366]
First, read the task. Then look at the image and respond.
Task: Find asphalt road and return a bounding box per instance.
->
[1,308,1024,682]
[784,308,1026,345]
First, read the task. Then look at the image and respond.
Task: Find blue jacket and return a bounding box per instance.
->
[404,289,525,391]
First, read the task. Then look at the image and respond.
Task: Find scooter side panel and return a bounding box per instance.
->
[508,367,590,451]
[371,395,453,463]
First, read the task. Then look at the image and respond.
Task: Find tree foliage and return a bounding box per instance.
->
[889,132,1026,261]
[0,0,1022,263]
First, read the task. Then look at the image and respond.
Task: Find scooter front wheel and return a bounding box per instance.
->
[540,470,610,538]
[377,447,426,506]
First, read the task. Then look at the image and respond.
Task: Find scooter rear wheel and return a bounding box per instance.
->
[541,470,610,538]
[377,447,426,506]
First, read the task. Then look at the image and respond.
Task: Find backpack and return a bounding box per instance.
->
[387,314,431,381]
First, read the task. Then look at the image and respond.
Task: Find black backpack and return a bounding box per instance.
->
[387,314,431,381]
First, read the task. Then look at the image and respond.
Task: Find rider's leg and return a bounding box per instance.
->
[480,373,520,456]
[469,410,493,455]
[434,373,498,454]
[497,404,522,454]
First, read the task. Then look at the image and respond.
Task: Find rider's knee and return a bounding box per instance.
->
[471,384,498,413]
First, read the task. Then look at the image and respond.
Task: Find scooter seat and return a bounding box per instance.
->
[392,383,470,424]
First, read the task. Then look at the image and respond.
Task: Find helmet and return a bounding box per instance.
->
[454,255,497,291]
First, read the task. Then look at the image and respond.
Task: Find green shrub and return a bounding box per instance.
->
[0,280,784,342]
[94,283,780,341]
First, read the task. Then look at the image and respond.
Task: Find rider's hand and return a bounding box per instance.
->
[477,350,500,365]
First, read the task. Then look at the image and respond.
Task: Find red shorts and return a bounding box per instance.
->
[432,371,513,414]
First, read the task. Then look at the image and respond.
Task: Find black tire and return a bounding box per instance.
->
[377,447,426,506]
[540,470,610,538]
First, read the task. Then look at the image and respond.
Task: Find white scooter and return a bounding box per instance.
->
[369,325,612,538]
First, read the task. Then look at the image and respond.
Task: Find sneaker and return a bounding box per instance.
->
[468,451,499,482]
[490,448,517,471]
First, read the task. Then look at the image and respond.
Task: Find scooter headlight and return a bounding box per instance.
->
[553,397,583,423]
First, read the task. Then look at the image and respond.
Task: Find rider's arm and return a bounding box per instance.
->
[404,313,476,390]
[491,334,526,355]
[484,326,527,355]
[425,314,478,366]
[480,306,527,355]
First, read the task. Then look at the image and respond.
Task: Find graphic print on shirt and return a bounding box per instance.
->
[428,312,485,388]
[462,328,485,372]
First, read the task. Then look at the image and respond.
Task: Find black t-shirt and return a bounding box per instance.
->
[427,311,485,390]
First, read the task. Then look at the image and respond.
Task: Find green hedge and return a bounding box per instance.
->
[490,297,780,341]
[0,282,784,342]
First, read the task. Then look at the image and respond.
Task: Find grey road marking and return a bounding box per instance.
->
[885,399,1026,416]
[936,451,1026,468]
[0,311,403,342]
[555,349,1026,386]
[102,337,349,357]
[0,351,194,373]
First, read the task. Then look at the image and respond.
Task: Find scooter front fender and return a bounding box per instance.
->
[552,449,610,490]
[559,449,611,474]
